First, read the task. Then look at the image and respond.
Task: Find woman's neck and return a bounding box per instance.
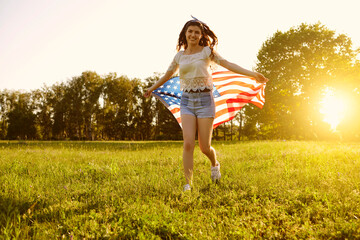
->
[185,45,203,54]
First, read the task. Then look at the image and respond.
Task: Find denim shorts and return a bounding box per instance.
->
[180,91,216,118]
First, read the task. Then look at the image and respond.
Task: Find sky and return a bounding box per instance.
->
[1,0,359,91]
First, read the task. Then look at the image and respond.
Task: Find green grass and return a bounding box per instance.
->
[1,140,360,239]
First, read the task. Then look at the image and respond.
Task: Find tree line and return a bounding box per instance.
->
[0,73,179,140]
[1,23,359,141]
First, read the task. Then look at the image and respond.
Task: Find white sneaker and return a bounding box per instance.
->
[211,161,221,183]
[183,184,191,191]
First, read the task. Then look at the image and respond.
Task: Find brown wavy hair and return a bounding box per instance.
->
[177,19,218,56]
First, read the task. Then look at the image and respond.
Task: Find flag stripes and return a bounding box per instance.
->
[151,70,266,129]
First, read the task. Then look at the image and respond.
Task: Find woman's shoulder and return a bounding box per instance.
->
[173,50,184,62]
[176,50,185,55]
[203,46,211,57]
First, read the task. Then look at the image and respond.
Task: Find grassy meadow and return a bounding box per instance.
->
[1,140,360,239]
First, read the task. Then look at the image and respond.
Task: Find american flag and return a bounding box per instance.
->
[152,70,266,129]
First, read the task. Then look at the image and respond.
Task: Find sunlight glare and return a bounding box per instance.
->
[319,88,347,131]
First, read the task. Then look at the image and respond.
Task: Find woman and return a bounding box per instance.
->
[144,17,268,191]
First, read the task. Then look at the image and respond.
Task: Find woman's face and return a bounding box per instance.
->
[185,25,202,46]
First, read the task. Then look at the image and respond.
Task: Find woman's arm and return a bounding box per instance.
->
[143,68,177,98]
[219,59,269,83]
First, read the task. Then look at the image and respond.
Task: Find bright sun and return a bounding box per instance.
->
[319,88,348,131]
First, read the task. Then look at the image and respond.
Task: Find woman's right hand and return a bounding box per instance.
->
[143,89,152,98]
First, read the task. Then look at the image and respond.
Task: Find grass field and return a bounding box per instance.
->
[1,140,360,239]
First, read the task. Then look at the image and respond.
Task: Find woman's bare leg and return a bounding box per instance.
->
[197,118,217,167]
[181,114,197,185]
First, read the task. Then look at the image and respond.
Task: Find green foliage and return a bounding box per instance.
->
[6,93,37,140]
[0,141,360,238]
[32,87,53,140]
[0,71,182,140]
[101,73,140,140]
[254,22,360,140]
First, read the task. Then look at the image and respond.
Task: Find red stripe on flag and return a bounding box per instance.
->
[170,108,180,114]
[216,89,260,97]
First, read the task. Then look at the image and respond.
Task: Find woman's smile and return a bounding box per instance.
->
[186,25,202,45]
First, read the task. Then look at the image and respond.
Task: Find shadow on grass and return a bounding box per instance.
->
[0,194,36,237]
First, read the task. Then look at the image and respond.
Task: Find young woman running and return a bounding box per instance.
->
[144,17,268,191]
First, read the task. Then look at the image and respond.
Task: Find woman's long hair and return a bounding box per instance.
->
[177,19,218,56]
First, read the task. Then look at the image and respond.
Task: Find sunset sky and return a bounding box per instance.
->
[1,0,359,91]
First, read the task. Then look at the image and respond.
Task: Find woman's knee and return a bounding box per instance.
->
[200,145,212,156]
[183,140,195,152]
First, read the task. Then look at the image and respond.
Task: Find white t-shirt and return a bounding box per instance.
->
[167,46,224,92]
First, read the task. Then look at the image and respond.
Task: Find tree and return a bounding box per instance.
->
[56,71,104,140]
[80,71,103,140]
[32,87,54,140]
[50,82,68,139]
[7,92,37,140]
[253,22,359,140]
[132,76,158,140]
[0,90,13,139]
[102,74,141,140]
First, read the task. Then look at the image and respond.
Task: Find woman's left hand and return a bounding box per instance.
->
[254,72,269,83]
